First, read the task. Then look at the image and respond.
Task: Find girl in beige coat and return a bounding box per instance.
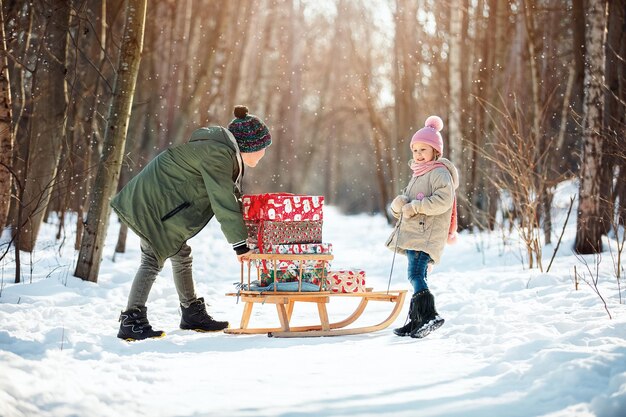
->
[386,115,459,339]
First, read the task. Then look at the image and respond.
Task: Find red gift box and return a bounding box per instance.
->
[327,270,366,293]
[242,193,324,222]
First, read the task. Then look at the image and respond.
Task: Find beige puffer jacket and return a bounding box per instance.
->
[385,158,459,264]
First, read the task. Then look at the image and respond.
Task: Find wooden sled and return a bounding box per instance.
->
[224,253,407,338]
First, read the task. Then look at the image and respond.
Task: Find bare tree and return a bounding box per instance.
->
[477,97,549,270]
[170,1,230,142]
[75,0,148,282]
[476,0,504,231]
[575,0,608,254]
[447,3,463,169]
[222,0,253,121]
[349,15,394,219]
[392,0,418,184]
[447,2,470,229]
[17,0,71,252]
[272,0,304,192]
[0,0,14,229]
[602,0,626,227]
[73,0,111,250]
[570,0,586,132]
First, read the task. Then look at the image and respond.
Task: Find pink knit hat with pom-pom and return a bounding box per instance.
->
[410,115,444,155]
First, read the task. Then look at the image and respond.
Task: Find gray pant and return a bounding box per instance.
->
[126,240,197,310]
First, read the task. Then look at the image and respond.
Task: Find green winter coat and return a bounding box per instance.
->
[111,126,247,266]
[385,158,459,264]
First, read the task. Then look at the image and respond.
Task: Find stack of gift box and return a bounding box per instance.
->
[242,193,365,292]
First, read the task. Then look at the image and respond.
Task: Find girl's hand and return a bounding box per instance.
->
[402,202,418,218]
[390,195,409,214]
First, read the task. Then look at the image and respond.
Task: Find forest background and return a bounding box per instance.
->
[0,0,623,283]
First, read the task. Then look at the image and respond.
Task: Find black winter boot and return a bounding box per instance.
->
[117,306,165,341]
[410,289,445,339]
[393,292,421,336]
[180,297,229,332]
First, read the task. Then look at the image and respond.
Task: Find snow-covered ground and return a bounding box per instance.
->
[1,182,625,417]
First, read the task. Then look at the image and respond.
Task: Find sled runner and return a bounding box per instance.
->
[225,253,407,338]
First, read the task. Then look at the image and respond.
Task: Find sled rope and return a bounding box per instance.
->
[387,182,416,294]
[387,212,402,295]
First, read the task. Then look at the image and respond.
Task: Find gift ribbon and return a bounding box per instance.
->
[246,192,296,221]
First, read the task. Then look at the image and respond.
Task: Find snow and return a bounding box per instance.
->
[1,185,625,417]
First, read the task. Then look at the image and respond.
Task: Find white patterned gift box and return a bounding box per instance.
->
[264,242,332,255]
[250,243,333,270]
[327,270,366,293]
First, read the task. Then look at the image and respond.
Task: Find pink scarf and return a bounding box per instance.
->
[410,161,458,244]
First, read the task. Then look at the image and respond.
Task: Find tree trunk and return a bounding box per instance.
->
[448,3,468,228]
[522,0,542,153]
[485,0,508,231]
[170,1,229,142]
[0,0,14,230]
[114,222,128,255]
[615,1,626,225]
[17,0,71,252]
[571,0,586,125]
[114,102,147,255]
[471,0,497,230]
[75,0,108,250]
[522,0,553,244]
[350,22,394,221]
[392,0,418,185]
[603,0,625,228]
[223,0,252,120]
[575,0,607,254]
[75,0,148,282]
[274,0,302,192]
[8,1,33,143]
[296,0,345,189]
[448,4,463,168]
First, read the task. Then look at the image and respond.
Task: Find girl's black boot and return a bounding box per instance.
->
[393,292,421,336]
[410,289,444,338]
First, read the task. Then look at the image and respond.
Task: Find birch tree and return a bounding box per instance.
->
[575,0,608,254]
[75,0,148,282]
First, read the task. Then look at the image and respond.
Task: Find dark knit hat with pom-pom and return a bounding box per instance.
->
[227,105,272,153]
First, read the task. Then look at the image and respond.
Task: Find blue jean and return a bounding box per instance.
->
[406,250,431,293]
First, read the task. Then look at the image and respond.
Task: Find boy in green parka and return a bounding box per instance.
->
[112,106,271,341]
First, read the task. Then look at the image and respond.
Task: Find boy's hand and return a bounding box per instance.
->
[402,203,417,218]
[237,249,251,263]
[390,195,410,214]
